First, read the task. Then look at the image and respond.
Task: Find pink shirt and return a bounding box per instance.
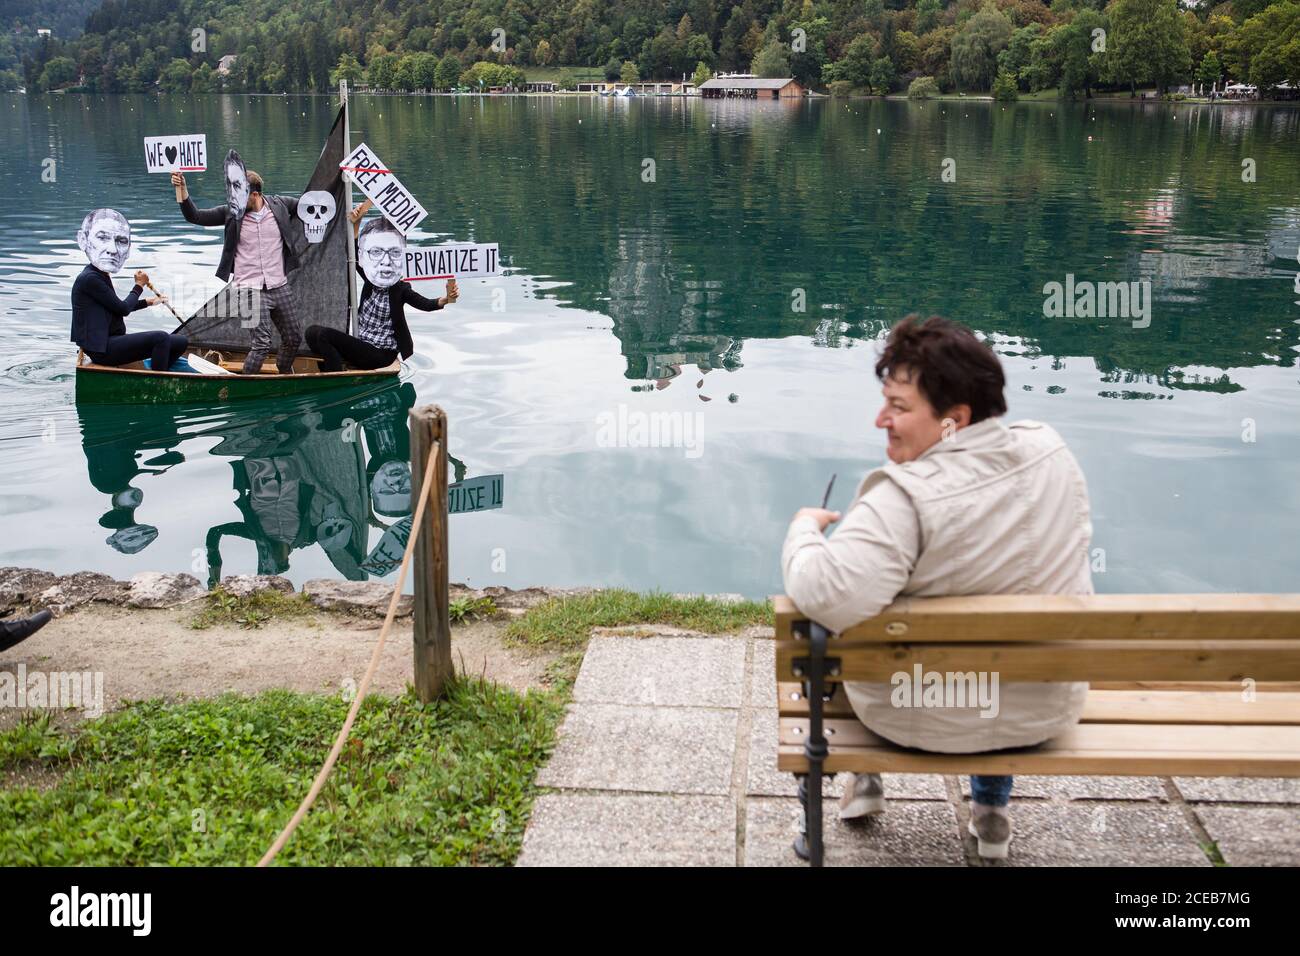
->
[232,207,287,289]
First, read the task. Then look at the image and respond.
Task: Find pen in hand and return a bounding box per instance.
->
[820,473,837,510]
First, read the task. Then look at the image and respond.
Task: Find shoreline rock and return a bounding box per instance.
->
[1,566,632,620]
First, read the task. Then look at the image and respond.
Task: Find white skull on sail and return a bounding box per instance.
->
[298,191,337,244]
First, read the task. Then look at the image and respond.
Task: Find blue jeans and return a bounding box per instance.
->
[971,775,1013,806]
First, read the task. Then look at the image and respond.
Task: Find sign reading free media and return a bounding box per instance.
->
[340,142,427,235]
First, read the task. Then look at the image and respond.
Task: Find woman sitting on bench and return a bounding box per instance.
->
[781,315,1094,860]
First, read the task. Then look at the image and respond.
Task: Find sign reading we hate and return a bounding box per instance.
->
[143,134,207,173]
[340,142,427,236]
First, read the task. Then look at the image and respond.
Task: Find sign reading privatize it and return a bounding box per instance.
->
[405,243,500,281]
[144,134,207,173]
[448,474,503,514]
[339,142,427,235]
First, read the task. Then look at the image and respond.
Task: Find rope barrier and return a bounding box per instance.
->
[256,440,441,867]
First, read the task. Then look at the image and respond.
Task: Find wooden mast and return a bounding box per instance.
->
[341,78,357,334]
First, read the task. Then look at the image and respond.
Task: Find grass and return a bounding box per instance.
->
[448,595,498,624]
[506,588,773,650]
[190,586,319,630]
[0,679,565,866]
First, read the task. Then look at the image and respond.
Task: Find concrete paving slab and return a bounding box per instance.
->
[744,796,966,866]
[573,635,746,708]
[977,803,1211,867]
[959,774,1167,801]
[536,702,737,795]
[517,793,735,867]
[1173,777,1300,804]
[749,637,776,710]
[1195,806,1300,867]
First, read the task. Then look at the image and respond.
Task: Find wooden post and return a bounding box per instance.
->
[409,404,452,701]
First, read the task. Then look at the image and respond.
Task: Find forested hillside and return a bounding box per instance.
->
[8,0,1299,98]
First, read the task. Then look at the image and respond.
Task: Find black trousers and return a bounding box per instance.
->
[87,331,188,370]
[305,325,398,372]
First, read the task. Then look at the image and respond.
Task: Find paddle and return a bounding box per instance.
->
[143,278,182,323]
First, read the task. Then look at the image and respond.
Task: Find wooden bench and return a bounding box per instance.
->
[773,594,1300,866]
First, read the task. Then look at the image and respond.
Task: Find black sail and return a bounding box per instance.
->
[173,103,351,355]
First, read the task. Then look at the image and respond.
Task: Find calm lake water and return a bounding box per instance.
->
[1,93,1298,597]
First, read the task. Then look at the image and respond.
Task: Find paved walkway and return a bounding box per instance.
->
[517,627,1300,866]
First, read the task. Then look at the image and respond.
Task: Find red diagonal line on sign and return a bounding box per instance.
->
[340,165,391,173]
[406,274,454,281]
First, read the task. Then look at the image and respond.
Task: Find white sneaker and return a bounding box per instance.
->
[968,802,1012,860]
[838,772,886,819]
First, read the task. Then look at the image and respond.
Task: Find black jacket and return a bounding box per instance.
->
[356,249,442,360]
[71,264,147,353]
[179,194,300,281]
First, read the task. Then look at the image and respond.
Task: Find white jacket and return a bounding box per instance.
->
[781,418,1093,753]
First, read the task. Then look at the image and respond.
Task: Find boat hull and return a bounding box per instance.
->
[75,357,400,405]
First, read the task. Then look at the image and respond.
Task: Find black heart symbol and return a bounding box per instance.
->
[165,145,178,164]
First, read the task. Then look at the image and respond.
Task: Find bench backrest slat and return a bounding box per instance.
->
[774,594,1300,643]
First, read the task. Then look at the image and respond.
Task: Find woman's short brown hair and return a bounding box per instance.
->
[875,315,1007,423]
[247,170,264,194]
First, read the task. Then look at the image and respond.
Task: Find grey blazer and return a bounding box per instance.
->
[179,194,300,281]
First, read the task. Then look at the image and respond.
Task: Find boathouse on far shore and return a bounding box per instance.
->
[698,77,804,99]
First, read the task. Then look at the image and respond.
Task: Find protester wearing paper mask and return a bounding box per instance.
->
[171,149,306,375]
[70,208,191,372]
[304,199,458,372]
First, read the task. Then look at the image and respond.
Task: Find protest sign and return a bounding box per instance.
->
[339,142,427,235]
[448,474,504,515]
[143,134,207,173]
[405,243,500,281]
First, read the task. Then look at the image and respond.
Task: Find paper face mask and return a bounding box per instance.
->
[77,208,132,274]
[224,149,249,220]
[298,190,336,244]
[358,218,406,288]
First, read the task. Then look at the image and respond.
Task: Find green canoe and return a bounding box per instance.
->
[75,352,400,404]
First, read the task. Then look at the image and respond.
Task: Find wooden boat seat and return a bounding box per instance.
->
[772,593,1300,865]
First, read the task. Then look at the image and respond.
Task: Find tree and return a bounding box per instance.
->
[395,54,419,91]
[1227,3,1300,89]
[1057,10,1107,97]
[916,0,943,35]
[907,75,940,98]
[435,53,461,89]
[1197,51,1222,87]
[823,33,875,88]
[950,3,1014,91]
[535,39,553,66]
[1106,0,1191,95]
[620,59,639,83]
[331,53,364,87]
[992,67,1019,100]
[692,61,711,88]
[604,56,622,81]
[368,51,398,90]
[37,56,76,91]
[557,69,577,91]
[191,61,214,93]
[869,56,896,94]
[159,58,192,92]
[753,41,790,78]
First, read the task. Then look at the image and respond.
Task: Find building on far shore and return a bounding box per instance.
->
[698,76,804,99]
[216,55,238,77]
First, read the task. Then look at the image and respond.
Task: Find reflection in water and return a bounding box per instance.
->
[75,383,447,585]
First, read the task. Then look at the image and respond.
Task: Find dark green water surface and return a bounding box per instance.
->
[1,93,1297,595]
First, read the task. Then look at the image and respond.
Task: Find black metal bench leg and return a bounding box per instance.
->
[792,622,829,867]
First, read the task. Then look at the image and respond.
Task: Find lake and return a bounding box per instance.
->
[1,92,1298,597]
